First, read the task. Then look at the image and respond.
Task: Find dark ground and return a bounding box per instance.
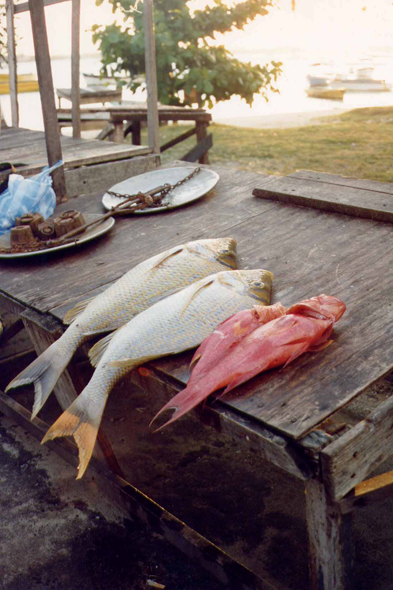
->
[2,313,393,590]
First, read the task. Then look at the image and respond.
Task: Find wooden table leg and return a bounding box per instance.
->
[132,120,141,145]
[306,479,353,589]
[112,119,125,143]
[196,120,209,164]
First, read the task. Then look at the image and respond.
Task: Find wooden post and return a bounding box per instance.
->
[143,0,160,154]
[5,0,19,127]
[305,479,353,589]
[71,0,81,138]
[196,121,209,164]
[29,0,67,203]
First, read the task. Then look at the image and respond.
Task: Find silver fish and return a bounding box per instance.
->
[6,238,237,417]
[42,269,273,479]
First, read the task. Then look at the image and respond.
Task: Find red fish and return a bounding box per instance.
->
[189,302,287,379]
[150,295,346,430]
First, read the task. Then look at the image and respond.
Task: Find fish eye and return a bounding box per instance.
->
[253,281,262,287]
[220,249,230,254]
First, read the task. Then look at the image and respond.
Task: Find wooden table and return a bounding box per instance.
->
[109,105,212,164]
[56,86,123,107]
[1,165,393,589]
[57,104,213,163]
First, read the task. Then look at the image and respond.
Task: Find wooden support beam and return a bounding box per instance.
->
[5,0,19,127]
[195,121,209,164]
[0,318,24,346]
[143,0,160,154]
[28,0,67,203]
[160,127,196,152]
[321,395,393,501]
[14,0,70,14]
[71,0,81,138]
[181,133,212,163]
[306,479,353,590]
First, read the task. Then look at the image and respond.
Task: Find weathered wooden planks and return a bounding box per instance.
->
[253,170,393,223]
[306,479,353,589]
[289,170,393,196]
[0,127,152,182]
[2,166,393,444]
[321,395,393,501]
[64,153,160,198]
[0,167,274,315]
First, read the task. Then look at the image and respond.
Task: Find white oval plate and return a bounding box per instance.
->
[102,166,219,214]
[0,214,115,259]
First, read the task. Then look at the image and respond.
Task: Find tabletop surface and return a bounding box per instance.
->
[1,164,392,440]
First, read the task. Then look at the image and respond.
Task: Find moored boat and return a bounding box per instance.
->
[330,77,391,92]
[306,85,346,100]
[0,73,39,94]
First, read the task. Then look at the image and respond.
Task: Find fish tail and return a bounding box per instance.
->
[150,385,207,432]
[42,385,107,479]
[5,334,77,419]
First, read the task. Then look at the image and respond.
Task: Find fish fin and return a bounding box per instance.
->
[179,278,215,318]
[108,355,153,369]
[41,388,106,479]
[88,327,123,367]
[221,357,273,395]
[149,246,184,271]
[150,386,206,432]
[282,343,311,368]
[6,338,75,419]
[63,297,95,325]
[308,339,333,352]
[189,353,201,370]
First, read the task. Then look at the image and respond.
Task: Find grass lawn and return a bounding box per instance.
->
[141,106,393,183]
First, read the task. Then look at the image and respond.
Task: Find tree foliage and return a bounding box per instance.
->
[92,0,282,108]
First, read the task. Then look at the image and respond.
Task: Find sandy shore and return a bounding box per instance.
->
[214,106,354,129]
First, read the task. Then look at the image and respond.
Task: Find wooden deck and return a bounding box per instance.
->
[0,126,158,197]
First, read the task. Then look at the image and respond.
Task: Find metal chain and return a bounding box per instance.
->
[107,167,201,204]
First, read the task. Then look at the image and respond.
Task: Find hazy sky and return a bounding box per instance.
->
[12,0,393,58]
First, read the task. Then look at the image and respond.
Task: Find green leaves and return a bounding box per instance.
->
[93,0,281,108]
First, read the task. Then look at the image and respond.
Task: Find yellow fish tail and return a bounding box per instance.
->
[42,387,107,479]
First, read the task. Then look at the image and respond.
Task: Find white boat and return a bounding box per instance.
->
[330,77,391,92]
[331,66,391,92]
[307,74,331,87]
[307,64,391,93]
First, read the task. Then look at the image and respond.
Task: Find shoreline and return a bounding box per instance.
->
[213,106,353,129]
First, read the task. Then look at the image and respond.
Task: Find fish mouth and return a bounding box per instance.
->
[217,251,237,269]
[248,287,270,302]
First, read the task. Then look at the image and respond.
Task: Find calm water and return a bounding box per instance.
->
[1,49,393,131]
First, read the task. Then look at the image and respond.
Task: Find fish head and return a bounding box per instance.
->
[288,295,346,323]
[219,269,274,303]
[187,238,237,269]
